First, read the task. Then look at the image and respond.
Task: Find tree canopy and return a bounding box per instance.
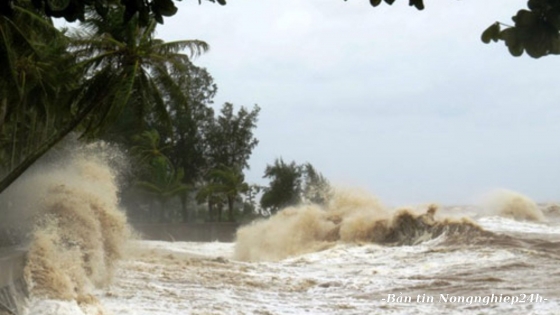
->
[1,0,226,25]
[481,1,560,58]
[3,0,559,58]
[260,159,331,214]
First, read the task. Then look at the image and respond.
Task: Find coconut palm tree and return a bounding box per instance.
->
[70,6,209,139]
[130,129,172,167]
[0,2,78,182]
[0,3,208,194]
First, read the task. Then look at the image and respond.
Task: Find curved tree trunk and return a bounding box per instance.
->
[0,99,97,194]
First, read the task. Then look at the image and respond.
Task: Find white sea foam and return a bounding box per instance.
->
[93,237,559,315]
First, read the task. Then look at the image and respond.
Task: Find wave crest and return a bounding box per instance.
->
[1,143,133,310]
[234,190,491,262]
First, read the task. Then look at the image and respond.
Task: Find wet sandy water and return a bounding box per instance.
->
[98,215,560,315]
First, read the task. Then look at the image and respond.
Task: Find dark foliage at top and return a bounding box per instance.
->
[0,0,226,25]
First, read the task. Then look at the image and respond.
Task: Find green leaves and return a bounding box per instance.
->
[152,0,178,24]
[481,22,501,44]
[512,9,538,26]
[500,28,523,57]
[70,5,210,139]
[260,159,331,213]
[3,0,225,26]
[482,3,560,58]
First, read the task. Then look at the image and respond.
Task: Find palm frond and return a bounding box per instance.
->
[152,40,210,58]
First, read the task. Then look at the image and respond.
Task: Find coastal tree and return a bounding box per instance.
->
[196,165,248,221]
[301,163,332,206]
[70,6,209,139]
[196,103,260,221]
[260,159,331,214]
[204,103,260,172]
[129,129,191,222]
[0,2,209,194]
[0,0,226,25]
[0,3,81,191]
[260,159,303,214]
[165,61,217,186]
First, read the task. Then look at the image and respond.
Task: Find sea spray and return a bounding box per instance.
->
[234,189,492,261]
[234,205,338,261]
[0,142,132,313]
[483,189,545,222]
[234,189,387,261]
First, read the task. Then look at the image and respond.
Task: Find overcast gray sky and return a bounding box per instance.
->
[156,0,560,206]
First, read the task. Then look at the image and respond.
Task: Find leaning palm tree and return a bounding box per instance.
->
[70,6,209,138]
[0,2,79,191]
[0,4,208,194]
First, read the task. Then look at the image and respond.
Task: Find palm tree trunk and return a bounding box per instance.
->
[0,99,98,194]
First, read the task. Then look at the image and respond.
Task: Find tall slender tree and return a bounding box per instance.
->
[165,61,217,186]
[204,103,260,171]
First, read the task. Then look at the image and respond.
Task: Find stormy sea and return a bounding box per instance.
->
[1,145,559,315]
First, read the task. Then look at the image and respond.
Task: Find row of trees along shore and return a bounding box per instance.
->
[0,0,333,223]
[1,0,559,223]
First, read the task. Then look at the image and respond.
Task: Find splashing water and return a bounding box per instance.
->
[1,140,557,315]
[0,142,132,314]
[234,189,492,261]
[482,189,545,222]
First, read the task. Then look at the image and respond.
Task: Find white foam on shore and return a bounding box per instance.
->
[93,238,559,315]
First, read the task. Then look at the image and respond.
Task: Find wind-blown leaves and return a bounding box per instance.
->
[0,3,79,178]
[69,6,209,138]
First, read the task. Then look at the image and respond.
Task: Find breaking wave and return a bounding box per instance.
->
[483,189,545,222]
[234,189,493,262]
[0,142,131,313]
